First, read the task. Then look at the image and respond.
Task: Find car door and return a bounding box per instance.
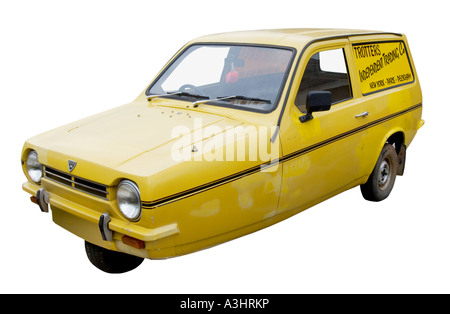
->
[278,39,372,214]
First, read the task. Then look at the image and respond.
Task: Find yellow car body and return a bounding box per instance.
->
[21,29,423,270]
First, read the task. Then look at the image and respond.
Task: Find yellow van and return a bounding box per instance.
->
[21,29,424,273]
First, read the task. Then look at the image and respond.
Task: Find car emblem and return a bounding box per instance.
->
[68,160,77,173]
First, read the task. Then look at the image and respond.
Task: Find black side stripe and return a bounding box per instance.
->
[282,103,422,163]
[141,163,264,209]
[142,103,422,209]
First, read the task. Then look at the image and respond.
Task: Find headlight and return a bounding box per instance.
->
[26,150,43,183]
[117,180,141,221]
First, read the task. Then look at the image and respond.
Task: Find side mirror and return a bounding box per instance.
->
[299,91,332,123]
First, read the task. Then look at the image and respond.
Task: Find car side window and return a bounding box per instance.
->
[295,48,352,113]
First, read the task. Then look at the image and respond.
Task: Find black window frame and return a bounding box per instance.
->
[294,47,353,114]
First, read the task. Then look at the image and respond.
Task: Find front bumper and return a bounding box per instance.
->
[23,180,179,259]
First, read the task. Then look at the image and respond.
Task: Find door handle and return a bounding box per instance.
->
[355,111,369,118]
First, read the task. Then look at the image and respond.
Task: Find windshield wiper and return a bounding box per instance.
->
[147,91,209,101]
[147,91,182,101]
[192,95,271,108]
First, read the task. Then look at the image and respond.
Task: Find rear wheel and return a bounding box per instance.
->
[360,144,399,202]
[85,241,144,273]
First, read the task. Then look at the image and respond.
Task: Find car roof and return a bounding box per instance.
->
[191,28,403,48]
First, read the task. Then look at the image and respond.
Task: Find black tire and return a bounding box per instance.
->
[360,144,399,202]
[85,241,144,273]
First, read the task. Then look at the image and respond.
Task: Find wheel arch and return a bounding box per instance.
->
[376,128,407,176]
[385,129,405,154]
[363,128,406,184]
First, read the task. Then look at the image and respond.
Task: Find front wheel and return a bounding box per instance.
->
[360,144,399,202]
[85,241,144,273]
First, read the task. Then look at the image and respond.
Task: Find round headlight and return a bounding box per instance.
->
[26,150,43,183]
[117,180,141,221]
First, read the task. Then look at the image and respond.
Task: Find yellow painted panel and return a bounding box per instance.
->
[353,41,414,94]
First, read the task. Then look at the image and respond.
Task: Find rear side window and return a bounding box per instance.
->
[295,48,352,113]
[352,41,414,95]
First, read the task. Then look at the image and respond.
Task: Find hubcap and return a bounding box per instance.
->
[378,159,391,190]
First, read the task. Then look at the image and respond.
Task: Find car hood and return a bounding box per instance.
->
[27,101,242,178]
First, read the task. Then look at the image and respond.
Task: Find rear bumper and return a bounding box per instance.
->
[22,181,179,259]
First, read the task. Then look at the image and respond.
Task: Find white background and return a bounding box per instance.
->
[0,0,447,293]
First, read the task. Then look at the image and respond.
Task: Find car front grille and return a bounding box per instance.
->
[43,166,109,199]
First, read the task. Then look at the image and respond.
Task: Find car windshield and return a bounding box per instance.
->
[147,44,294,112]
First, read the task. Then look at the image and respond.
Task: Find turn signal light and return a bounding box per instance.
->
[30,196,38,204]
[122,235,145,249]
